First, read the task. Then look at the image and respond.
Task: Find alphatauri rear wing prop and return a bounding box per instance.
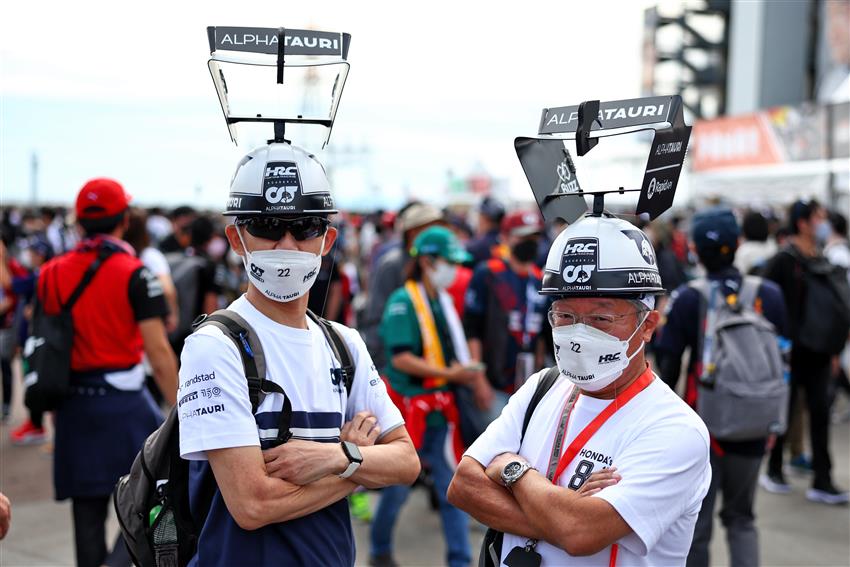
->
[516,95,691,222]
[207,26,351,146]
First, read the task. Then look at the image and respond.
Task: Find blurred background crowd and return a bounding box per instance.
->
[2,0,850,564]
[2,196,848,438]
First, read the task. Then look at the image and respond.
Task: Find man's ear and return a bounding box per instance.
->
[322,227,338,257]
[224,225,244,256]
[641,310,661,342]
[119,210,131,235]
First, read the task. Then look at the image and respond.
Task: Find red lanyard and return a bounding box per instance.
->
[543,367,653,567]
[552,367,655,484]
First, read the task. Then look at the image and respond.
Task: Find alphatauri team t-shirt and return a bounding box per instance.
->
[178,295,404,567]
[466,369,711,567]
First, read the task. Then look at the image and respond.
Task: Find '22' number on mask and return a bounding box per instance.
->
[277,268,291,277]
[570,342,581,353]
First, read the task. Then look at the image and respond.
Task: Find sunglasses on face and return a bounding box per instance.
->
[236,216,330,242]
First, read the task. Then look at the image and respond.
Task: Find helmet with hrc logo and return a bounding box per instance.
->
[541,214,663,298]
[223,142,337,217]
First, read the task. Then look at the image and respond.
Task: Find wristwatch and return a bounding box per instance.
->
[339,441,363,479]
[500,460,534,490]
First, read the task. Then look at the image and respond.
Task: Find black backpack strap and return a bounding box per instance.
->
[192,310,292,444]
[307,309,356,395]
[62,246,114,311]
[520,366,560,443]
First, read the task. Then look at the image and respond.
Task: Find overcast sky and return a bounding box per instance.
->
[1,0,656,210]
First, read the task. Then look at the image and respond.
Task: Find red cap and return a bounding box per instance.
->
[501,210,544,237]
[381,210,398,229]
[75,178,131,220]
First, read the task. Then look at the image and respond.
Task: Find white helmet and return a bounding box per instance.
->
[541,214,664,297]
[223,142,337,217]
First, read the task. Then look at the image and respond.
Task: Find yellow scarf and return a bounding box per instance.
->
[404,280,447,389]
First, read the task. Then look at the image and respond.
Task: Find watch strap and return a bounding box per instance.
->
[339,460,360,479]
[503,461,534,489]
[339,441,362,479]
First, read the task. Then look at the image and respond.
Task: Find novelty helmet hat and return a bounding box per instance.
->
[224,142,337,217]
[541,214,664,298]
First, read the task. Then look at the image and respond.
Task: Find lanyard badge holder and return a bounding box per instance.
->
[503,387,580,567]
[503,372,654,566]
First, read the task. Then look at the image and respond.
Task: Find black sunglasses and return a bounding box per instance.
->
[236,216,330,242]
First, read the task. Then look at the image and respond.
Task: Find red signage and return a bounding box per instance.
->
[691,114,783,172]
[691,104,828,172]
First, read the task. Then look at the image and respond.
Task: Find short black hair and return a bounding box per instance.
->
[788,199,821,235]
[79,211,127,236]
[829,210,848,238]
[742,211,769,242]
[124,208,150,254]
[170,205,197,220]
[695,246,736,272]
[190,216,215,248]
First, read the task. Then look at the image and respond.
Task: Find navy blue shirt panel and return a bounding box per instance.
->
[188,461,353,567]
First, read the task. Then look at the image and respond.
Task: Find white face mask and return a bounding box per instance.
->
[429,260,458,290]
[552,312,649,392]
[237,227,323,303]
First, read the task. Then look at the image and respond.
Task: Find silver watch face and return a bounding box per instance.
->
[504,462,523,478]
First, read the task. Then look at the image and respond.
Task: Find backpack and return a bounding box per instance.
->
[788,248,850,355]
[23,247,113,414]
[691,276,789,441]
[479,366,559,567]
[165,252,208,342]
[113,308,356,567]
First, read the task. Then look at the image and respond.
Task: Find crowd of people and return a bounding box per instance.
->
[1,171,849,566]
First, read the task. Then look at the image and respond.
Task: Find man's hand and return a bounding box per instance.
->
[472,373,495,411]
[485,452,523,485]
[340,411,381,446]
[576,467,621,497]
[165,312,179,334]
[444,362,481,384]
[0,492,10,540]
[263,440,348,485]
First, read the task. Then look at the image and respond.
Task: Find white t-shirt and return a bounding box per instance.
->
[466,370,711,567]
[140,246,171,278]
[178,294,404,460]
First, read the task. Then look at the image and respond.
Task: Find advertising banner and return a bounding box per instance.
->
[690,104,827,172]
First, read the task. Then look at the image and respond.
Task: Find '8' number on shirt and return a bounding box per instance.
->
[568,459,594,490]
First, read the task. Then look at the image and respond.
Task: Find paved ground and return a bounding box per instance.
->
[1,357,849,566]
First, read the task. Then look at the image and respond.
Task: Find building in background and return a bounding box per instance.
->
[644,0,850,211]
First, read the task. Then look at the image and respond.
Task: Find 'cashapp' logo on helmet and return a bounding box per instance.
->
[560,237,598,289]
